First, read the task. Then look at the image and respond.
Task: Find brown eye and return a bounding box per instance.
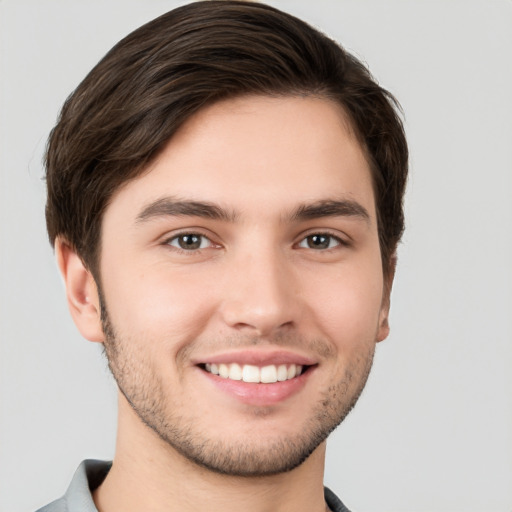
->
[299,234,341,250]
[168,234,210,251]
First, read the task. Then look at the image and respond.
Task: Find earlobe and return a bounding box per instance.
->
[376,313,390,342]
[55,238,104,342]
[376,253,397,343]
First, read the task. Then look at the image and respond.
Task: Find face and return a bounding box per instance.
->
[96,95,390,476]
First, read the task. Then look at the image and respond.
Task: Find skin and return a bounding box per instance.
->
[57,95,392,512]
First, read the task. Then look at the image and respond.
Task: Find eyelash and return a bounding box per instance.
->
[163,231,348,254]
[164,231,216,253]
[296,232,347,251]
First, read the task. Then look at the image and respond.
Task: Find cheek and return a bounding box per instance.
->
[102,261,219,345]
[305,261,384,346]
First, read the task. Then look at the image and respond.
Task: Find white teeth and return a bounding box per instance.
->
[229,363,242,381]
[204,363,305,383]
[242,364,260,383]
[219,363,229,378]
[277,364,288,381]
[260,365,277,383]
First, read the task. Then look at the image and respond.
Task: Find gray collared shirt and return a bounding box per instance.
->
[36,460,351,512]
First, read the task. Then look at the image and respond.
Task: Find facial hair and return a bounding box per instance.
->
[100,294,375,477]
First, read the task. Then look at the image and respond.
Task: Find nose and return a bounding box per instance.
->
[218,246,301,337]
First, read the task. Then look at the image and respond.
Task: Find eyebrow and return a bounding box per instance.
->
[136,197,237,223]
[135,196,370,225]
[290,199,370,224]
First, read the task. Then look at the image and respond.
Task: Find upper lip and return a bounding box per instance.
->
[191,349,317,367]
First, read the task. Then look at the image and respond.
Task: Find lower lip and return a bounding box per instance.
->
[199,367,313,406]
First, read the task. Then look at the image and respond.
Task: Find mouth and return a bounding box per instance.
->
[200,362,310,383]
[194,350,317,405]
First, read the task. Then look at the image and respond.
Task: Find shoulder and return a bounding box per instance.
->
[324,486,353,512]
[35,497,68,512]
[34,460,111,512]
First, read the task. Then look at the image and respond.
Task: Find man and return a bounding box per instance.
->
[38,1,407,511]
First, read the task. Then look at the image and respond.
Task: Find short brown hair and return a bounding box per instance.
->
[45,0,408,278]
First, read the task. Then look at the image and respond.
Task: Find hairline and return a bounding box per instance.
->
[82,92,393,288]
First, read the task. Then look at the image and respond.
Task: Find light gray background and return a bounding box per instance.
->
[1,1,511,511]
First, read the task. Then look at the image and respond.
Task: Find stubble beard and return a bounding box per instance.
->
[100,299,375,477]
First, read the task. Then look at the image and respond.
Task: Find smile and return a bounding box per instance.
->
[204,363,304,383]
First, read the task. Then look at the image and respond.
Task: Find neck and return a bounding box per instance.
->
[93,394,328,512]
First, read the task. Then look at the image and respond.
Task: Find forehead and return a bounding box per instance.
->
[106,95,376,222]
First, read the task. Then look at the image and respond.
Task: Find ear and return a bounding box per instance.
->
[55,238,104,342]
[376,254,397,343]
